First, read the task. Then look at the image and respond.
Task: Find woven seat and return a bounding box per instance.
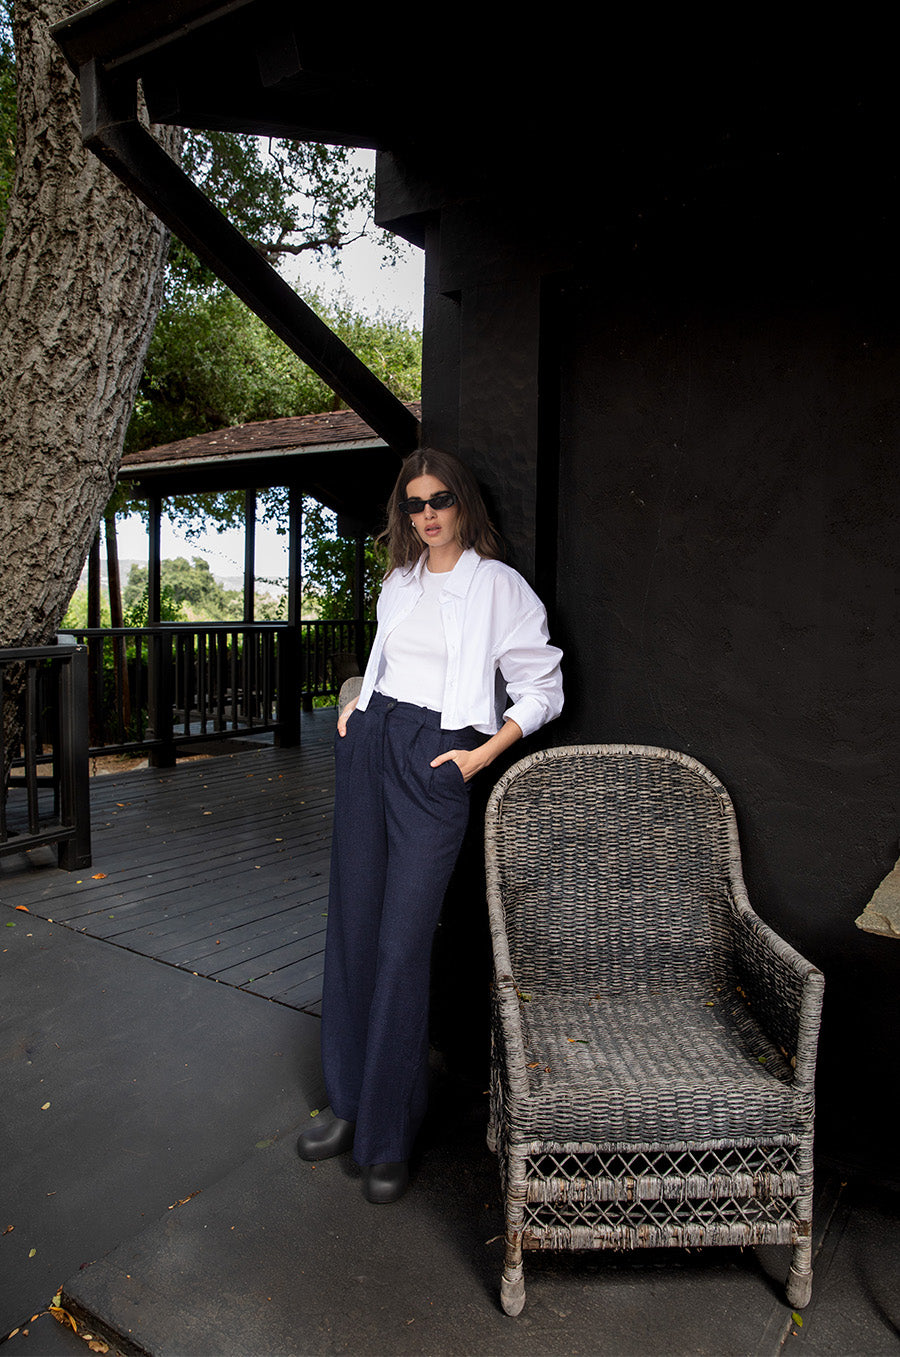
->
[485,745,824,1316]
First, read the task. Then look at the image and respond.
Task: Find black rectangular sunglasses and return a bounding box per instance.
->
[398,491,458,514]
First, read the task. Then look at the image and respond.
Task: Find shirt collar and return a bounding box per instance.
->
[402,547,481,598]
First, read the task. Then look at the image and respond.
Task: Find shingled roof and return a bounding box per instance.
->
[121,402,420,475]
[118,403,420,525]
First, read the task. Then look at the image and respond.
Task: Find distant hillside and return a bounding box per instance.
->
[77,559,283,596]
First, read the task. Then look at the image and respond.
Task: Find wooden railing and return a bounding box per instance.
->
[0,642,92,870]
[58,619,374,762]
[298,618,375,710]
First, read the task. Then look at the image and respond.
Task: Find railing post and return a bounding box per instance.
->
[57,646,92,870]
[275,623,301,747]
[148,629,175,768]
[300,622,312,714]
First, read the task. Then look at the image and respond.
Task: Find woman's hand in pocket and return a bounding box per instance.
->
[337,698,359,737]
[429,718,524,780]
[430,747,485,783]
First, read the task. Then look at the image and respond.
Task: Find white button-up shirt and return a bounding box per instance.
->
[356,549,564,737]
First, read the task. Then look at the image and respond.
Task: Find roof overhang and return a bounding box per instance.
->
[117,405,416,530]
[53,1,422,458]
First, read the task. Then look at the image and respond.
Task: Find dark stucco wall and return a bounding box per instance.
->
[378,114,899,1177]
[553,284,899,1172]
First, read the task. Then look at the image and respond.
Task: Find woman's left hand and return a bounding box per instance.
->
[430,718,524,783]
[430,747,486,783]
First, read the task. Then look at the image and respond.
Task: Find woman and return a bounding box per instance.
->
[297,447,563,1203]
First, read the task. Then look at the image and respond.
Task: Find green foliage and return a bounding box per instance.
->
[301,499,384,621]
[0,0,15,238]
[169,132,384,291]
[62,588,112,630]
[123,557,246,622]
[125,286,420,454]
[121,557,283,623]
[121,285,418,625]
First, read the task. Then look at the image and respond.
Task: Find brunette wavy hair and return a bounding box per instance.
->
[378,448,503,573]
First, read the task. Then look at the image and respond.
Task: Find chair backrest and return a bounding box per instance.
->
[485,745,742,996]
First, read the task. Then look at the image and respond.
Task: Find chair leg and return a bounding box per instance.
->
[786,1236,813,1308]
[501,1259,526,1317]
[500,1154,527,1314]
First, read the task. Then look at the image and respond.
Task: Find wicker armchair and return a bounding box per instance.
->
[485,745,824,1317]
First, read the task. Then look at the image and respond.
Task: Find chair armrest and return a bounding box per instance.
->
[490,969,531,1097]
[730,896,824,1091]
[337,675,363,712]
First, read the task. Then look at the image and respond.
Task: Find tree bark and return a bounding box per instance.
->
[0,0,179,648]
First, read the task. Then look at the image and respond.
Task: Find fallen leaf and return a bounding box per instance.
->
[28,1247,36,1257]
[167,1190,200,1210]
[14,905,29,912]
[49,1306,78,1332]
[41,1102,50,1110]
[88,1342,109,1353]
[4,922,15,928]
[91,873,107,880]
[791,1312,804,1328]
[2,1225,11,1235]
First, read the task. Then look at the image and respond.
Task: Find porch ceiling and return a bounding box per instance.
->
[52,1,531,152]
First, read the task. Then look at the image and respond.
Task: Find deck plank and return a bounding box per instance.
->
[0,711,338,1016]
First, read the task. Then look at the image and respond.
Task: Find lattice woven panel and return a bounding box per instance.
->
[519,1143,805,1249]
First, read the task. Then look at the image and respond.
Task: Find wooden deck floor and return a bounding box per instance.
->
[0,710,339,1015]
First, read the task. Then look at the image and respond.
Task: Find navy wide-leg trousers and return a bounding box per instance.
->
[321,692,482,1166]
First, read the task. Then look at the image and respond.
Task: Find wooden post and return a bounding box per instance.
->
[354,531,366,674]
[146,495,175,766]
[105,510,131,739]
[287,485,302,627]
[57,646,92,870]
[87,531,103,747]
[148,495,162,625]
[244,487,256,622]
[277,486,302,745]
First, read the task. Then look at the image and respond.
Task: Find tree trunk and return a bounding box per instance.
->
[0,0,180,649]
